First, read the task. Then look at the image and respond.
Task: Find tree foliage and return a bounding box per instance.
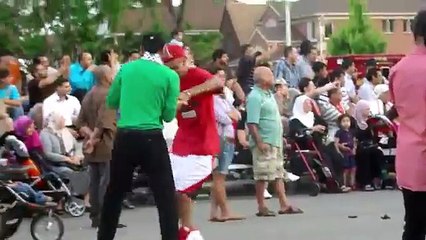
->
[328,0,387,55]
[0,0,221,64]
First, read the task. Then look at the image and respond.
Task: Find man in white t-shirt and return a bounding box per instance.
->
[358,68,383,102]
[42,78,81,127]
[341,58,358,103]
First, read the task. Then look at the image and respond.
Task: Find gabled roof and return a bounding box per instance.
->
[225,2,266,44]
[270,0,420,19]
[116,7,175,33]
[116,0,227,34]
[182,0,227,30]
[250,23,305,43]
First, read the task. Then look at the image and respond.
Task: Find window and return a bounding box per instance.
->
[324,23,333,38]
[307,21,316,40]
[382,19,395,33]
[403,19,412,33]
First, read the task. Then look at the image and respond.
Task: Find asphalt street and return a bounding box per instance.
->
[12,190,404,240]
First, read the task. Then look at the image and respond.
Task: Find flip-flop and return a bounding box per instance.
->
[209,217,226,222]
[256,208,276,217]
[224,216,246,221]
[278,206,304,215]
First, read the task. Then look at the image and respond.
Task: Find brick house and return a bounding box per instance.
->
[220,1,266,59]
[249,0,421,59]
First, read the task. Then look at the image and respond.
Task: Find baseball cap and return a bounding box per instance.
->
[274,78,288,86]
[142,33,165,54]
[162,44,186,63]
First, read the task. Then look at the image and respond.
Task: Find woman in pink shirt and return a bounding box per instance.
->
[389,11,426,240]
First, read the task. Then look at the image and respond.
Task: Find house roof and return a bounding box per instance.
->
[116,7,175,33]
[116,0,227,34]
[182,0,227,30]
[225,2,266,44]
[251,23,306,42]
[270,0,420,19]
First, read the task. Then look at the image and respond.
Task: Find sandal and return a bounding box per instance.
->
[278,206,304,215]
[256,208,276,217]
[209,217,226,222]
[224,216,246,221]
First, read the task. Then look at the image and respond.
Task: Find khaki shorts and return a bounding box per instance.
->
[251,145,285,181]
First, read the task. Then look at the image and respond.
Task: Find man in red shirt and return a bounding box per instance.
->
[162,44,224,240]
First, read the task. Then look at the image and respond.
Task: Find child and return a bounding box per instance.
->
[334,114,356,189]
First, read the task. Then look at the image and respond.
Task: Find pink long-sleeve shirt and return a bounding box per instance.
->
[390,45,426,192]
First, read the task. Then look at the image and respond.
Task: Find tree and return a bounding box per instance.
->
[184,32,222,65]
[328,0,386,55]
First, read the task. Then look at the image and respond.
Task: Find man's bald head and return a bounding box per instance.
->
[93,64,112,85]
[253,66,274,88]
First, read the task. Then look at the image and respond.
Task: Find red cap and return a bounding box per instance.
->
[162,44,186,63]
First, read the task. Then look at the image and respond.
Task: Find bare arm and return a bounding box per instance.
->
[4,99,21,107]
[227,79,245,102]
[184,76,225,98]
[38,70,63,88]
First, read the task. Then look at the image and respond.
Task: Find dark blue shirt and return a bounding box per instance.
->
[335,129,355,155]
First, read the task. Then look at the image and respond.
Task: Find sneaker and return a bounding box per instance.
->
[287,173,300,182]
[179,227,205,240]
[122,199,135,209]
[364,185,375,191]
[263,189,272,199]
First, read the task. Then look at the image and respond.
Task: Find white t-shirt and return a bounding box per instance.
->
[344,72,356,98]
[42,92,81,126]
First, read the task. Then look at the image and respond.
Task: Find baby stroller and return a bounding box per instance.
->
[366,115,397,189]
[0,133,86,217]
[0,165,64,240]
[131,167,155,205]
[287,127,340,197]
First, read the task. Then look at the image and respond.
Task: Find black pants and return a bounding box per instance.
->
[356,147,383,186]
[402,189,426,240]
[97,129,178,240]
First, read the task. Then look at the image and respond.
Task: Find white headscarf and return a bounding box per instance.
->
[291,95,315,128]
[45,112,75,154]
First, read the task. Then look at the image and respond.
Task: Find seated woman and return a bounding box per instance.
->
[38,112,89,197]
[13,116,51,171]
[354,100,385,191]
[290,78,350,192]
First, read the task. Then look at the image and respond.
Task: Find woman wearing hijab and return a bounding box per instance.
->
[14,116,42,152]
[291,81,351,193]
[354,100,384,191]
[39,112,89,198]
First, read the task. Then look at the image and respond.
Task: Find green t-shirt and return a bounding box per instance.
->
[106,59,180,130]
[246,86,282,148]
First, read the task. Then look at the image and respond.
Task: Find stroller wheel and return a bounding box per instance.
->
[64,197,86,217]
[30,212,64,240]
[309,183,321,197]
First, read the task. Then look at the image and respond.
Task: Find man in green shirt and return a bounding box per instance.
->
[246,66,302,217]
[97,34,180,240]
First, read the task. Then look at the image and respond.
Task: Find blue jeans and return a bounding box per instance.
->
[11,182,47,205]
[216,137,235,174]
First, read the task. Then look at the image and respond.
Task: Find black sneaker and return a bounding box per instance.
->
[117,223,127,228]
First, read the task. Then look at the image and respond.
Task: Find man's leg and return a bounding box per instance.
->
[255,180,269,211]
[143,133,179,240]
[98,161,110,211]
[402,189,426,240]
[97,131,136,240]
[89,163,101,227]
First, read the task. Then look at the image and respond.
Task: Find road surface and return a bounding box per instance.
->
[12,190,404,240]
